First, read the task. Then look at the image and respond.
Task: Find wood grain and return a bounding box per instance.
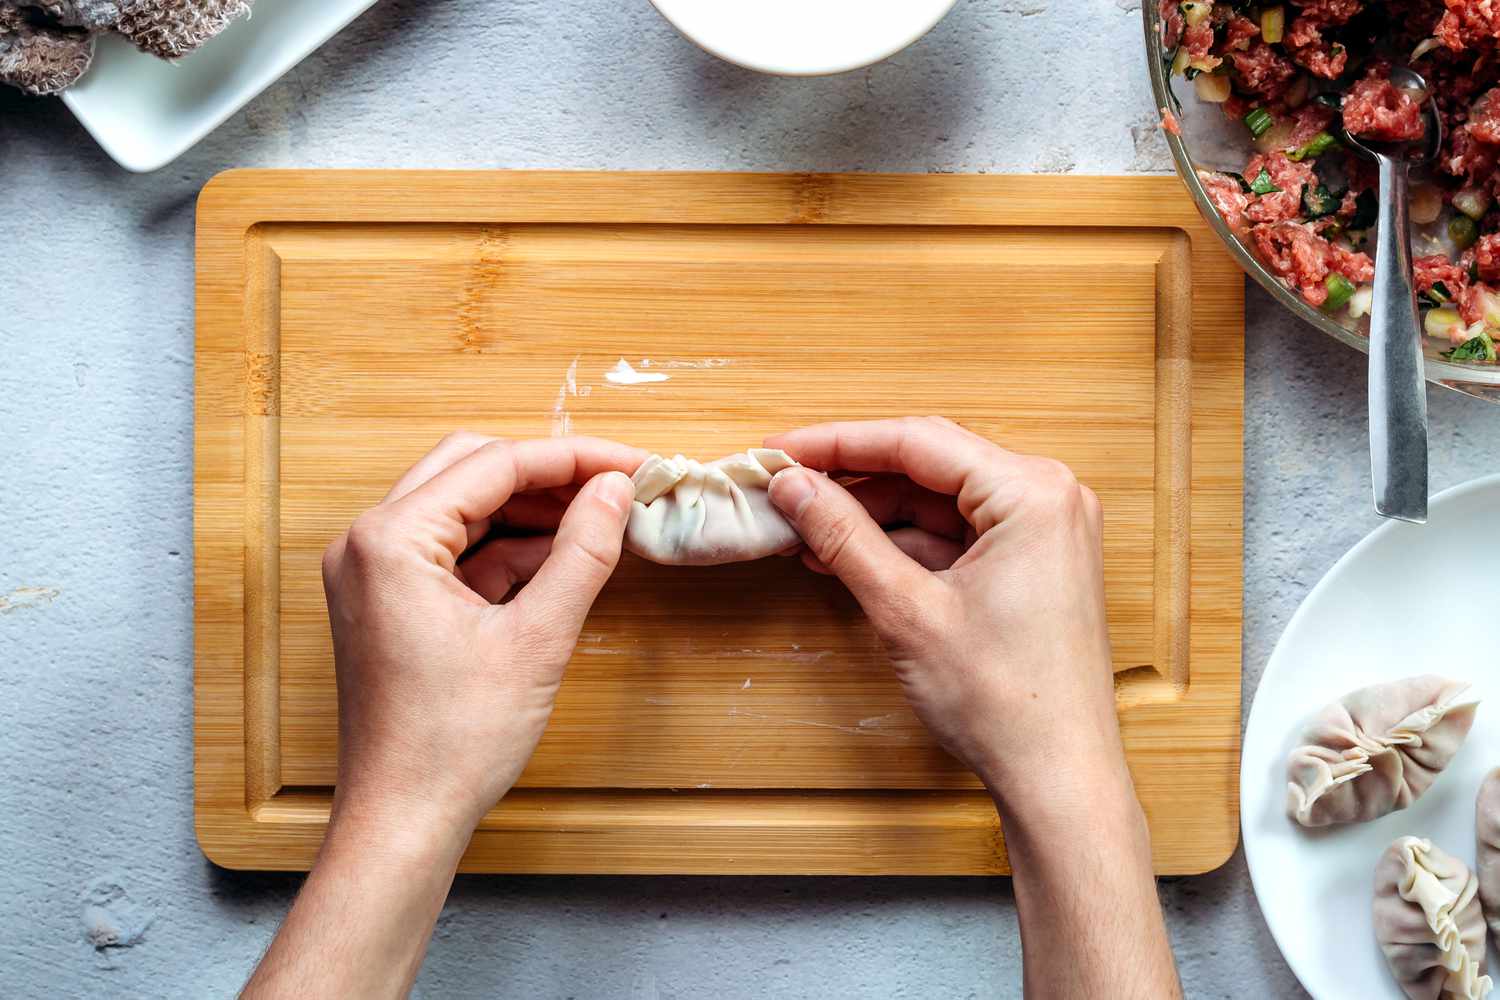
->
[195,171,1244,874]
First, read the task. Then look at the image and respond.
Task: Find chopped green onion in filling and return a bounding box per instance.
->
[1323,274,1357,311]
[1243,107,1275,139]
[1347,284,1374,319]
[1302,184,1340,217]
[1449,215,1480,251]
[1288,131,1340,161]
[1477,288,1500,327]
[1261,6,1286,44]
[1248,168,1281,195]
[1423,280,1453,306]
[1181,1,1212,27]
[1424,308,1463,339]
[1348,189,1378,231]
[1453,188,1492,220]
[1443,331,1497,363]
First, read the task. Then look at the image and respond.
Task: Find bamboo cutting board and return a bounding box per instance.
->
[195,171,1243,874]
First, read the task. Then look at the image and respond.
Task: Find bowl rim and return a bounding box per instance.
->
[1139,5,1500,400]
[648,0,961,77]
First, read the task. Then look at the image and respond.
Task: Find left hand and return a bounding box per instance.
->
[244,433,645,999]
[319,432,645,842]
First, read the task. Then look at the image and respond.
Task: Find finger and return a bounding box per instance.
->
[383,431,499,504]
[510,471,634,644]
[802,527,960,573]
[765,417,1012,490]
[766,417,1029,535]
[800,549,833,575]
[768,466,936,617]
[886,527,965,571]
[494,490,578,532]
[843,476,969,541]
[1081,485,1104,542]
[459,535,555,603]
[396,438,646,558]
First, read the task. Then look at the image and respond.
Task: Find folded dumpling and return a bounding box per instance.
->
[1374,836,1492,1000]
[1286,676,1479,827]
[1476,769,1500,942]
[625,448,801,566]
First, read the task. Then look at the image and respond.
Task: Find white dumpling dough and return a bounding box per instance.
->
[1285,676,1479,827]
[1475,769,1500,943]
[1374,836,1492,1000]
[625,448,801,566]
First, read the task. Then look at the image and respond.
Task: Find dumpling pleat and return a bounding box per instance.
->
[625,449,804,567]
[1285,676,1479,827]
[1375,837,1492,1000]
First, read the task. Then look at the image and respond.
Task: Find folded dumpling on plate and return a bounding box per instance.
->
[1476,769,1500,942]
[1285,675,1479,827]
[625,448,802,566]
[1374,836,1492,1000]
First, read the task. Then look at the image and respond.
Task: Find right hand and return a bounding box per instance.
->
[764,417,1126,813]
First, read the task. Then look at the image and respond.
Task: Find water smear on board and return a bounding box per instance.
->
[604,359,669,385]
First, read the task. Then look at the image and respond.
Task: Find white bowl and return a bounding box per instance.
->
[649,0,959,76]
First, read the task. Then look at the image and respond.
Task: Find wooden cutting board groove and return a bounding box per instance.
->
[194,171,1243,874]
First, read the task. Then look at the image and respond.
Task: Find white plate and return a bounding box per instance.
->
[62,0,375,172]
[1243,474,1500,999]
[648,0,959,77]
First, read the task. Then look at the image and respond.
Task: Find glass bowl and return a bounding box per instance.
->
[1141,5,1500,404]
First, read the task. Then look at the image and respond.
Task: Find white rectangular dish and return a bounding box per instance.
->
[62,0,377,172]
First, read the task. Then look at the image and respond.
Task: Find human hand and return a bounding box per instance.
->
[764,417,1122,814]
[319,432,644,844]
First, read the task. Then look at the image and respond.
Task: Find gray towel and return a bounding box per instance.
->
[1,0,251,95]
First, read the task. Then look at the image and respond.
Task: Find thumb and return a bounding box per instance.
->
[769,466,932,617]
[512,470,633,643]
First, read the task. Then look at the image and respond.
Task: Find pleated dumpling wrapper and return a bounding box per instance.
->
[625,448,802,566]
[1286,676,1479,827]
[1476,769,1500,943]
[1374,836,1492,1000]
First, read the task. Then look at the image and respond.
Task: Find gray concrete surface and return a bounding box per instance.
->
[3,0,1499,996]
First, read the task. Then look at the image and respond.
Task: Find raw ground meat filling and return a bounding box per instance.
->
[1296,0,1362,22]
[1414,254,1471,297]
[1286,16,1348,79]
[1342,73,1424,141]
[1251,222,1374,306]
[1459,283,1493,325]
[1224,14,1260,51]
[1469,87,1500,145]
[1232,42,1297,99]
[1287,104,1335,147]
[1199,169,1252,234]
[1477,234,1500,283]
[1436,1,1500,51]
[1447,128,1499,185]
[1244,152,1318,224]
[1159,0,1185,49]
[1160,0,1500,350]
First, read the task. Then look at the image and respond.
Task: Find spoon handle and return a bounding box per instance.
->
[1368,155,1429,523]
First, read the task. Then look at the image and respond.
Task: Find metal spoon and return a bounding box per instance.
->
[1339,67,1443,524]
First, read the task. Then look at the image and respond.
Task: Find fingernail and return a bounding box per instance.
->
[769,467,817,517]
[595,471,634,515]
